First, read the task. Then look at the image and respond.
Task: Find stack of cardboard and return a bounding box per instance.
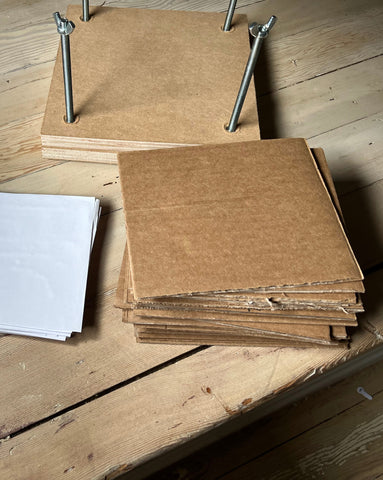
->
[115,139,364,347]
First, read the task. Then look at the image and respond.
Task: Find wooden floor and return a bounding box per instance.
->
[1,0,383,479]
[147,355,383,479]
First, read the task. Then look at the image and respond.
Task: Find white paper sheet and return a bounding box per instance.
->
[0,193,101,340]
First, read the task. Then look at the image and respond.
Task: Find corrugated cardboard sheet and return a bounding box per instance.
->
[118,139,363,299]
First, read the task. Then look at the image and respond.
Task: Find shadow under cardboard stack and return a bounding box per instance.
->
[115,138,364,347]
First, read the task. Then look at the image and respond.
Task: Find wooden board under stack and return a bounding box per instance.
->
[41,5,260,164]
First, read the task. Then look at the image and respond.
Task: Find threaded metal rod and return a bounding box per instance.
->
[226,16,277,132]
[226,35,264,132]
[61,34,75,123]
[53,12,75,124]
[223,0,237,32]
[82,0,90,22]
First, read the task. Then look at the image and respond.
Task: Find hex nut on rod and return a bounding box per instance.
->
[223,0,237,32]
[53,12,75,124]
[226,15,277,133]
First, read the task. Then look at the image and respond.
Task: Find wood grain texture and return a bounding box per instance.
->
[0,161,123,214]
[0,0,382,478]
[2,0,381,178]
[0,0,259,32]
[149,354,383,479]
[257,55,383,140]
[240,0,382,40]
[221,383,383,479]
[243,0,383,93]
[310,113,383,194]
[0,176,197,438]
[0,269,382,479]
[0,115,61,182]
[0,295,193,438]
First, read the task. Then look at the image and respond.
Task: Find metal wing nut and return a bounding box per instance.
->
[249,16,277,39]
[53,12,75,35]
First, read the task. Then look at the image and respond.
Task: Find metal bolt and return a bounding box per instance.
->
[82,0,90,22]
[223,0,237,32]
[357,387,373,400]
[53,12,75,124]
[226,15,277,133]
[256,15,277,37]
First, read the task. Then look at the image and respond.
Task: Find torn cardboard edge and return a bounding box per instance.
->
[115,246,363,311]
[115,247,362,320]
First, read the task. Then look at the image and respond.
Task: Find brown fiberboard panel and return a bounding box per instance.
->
[41,5,260,164]
[131,315,333,341]
[331,326,349,340]
[121,307,358,328]
[133,308,358,326]
[137,323,332,342]
[136,336,344,347]
[118,139,363,298]
[134,327,344,348]
[136,326,334,345]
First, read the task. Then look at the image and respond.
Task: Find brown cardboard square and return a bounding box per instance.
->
[118,138,363,298]
[131,313,333,341]
[41,5,260,164]
[136,324,333,343]
[134,325,344,347]
[331,326,349,340]
[133,307,358,326]
[135,335,344,347]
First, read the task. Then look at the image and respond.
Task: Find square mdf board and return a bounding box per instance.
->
[41,5,260,164]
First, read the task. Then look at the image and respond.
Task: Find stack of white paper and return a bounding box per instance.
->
[0,193,101,340]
